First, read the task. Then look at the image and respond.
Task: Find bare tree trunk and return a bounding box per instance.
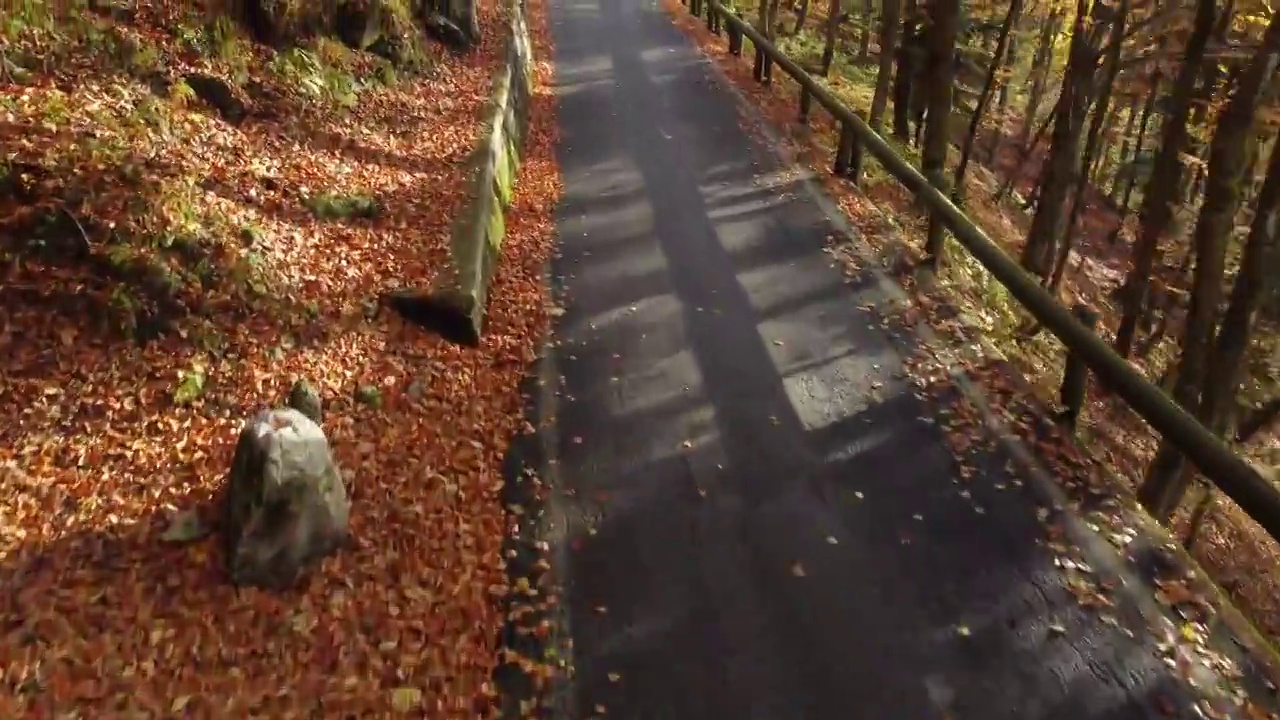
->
[819,0,842,74]
[1109,94,1140,199]
[1237,396,1280,444]
[792,0,812,34]
[920,0,962,268]
[859,0,873,59]
[1020,0,1092,280]
[868,0,901,129]
[892,0,920,141]
[1138,11,1280,518]
[1184,133,1280,547]
[996,27,1018,111]
[954,0,1022,201]
[1116,78,1158,208]
[1019,11,1060,151]
[1051,0,1128,289]
[1112,0,1217,360]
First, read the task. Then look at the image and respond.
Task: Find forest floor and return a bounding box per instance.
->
[0,0,560,716]
[663,3,1280,656]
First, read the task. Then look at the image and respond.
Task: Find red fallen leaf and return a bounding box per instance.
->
[0,0,566,716]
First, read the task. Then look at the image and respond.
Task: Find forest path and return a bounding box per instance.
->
[530,0,1275,716]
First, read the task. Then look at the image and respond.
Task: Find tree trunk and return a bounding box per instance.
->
[1110,94,1141,200]
[1019,0,1093,280]
[892,0,919,140]
[1238,396,1280,444]
[1019,11,1060,151]
[764,0,782,81]
[820,0,842,74]
[859,0,873,59]
[1181,0,1236,204]
[792,0,812,34]
[1116,78,1158,208]
[1051,0,1128,289]
[1183,132,1280,543]
[755,0,771,81]
[1112,0,1217,360]
[868,0,901,129]
[953,0,1022,201]
[1137,12,1280,518]
[921,0,962,268]
[1089,102,1121,188]
[997,27,1018,111]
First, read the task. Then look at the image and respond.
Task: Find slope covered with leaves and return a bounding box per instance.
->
[0,0,562,715]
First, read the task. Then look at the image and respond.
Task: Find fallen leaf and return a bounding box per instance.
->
[391,687,423,712]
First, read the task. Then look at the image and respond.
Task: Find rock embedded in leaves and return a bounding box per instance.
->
[220,408,351,591]
[354,384,382,408]
[183,73,248,125]
[287,378,324,425]
[423,13,473,53]
[336,0,385,50]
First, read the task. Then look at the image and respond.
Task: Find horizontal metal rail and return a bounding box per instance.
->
[705,0,1280,541]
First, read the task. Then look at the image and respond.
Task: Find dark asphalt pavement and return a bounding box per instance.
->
[530,0,1275,717]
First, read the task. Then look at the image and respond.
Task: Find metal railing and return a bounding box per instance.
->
[685,0,1280,541]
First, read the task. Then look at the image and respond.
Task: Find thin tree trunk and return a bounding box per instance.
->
[1051,0,1128,289]
[892,0,920,140]
[792,0,812,34]
[1110,94,1141,199]
[1112,0,1217,360]
[1020,11,1060,151]
[859,0,873,59]
[1138,11,1280,518]
[921,0,962,268]
[954,0,1022,202]
[1020,0,1092,279]
[820,0,841,74]
[1237,397,1280,444]
[997,26,1018,111]
[868,0,901,129]
[1184,134,1280,548]
[1116,78,1158,207]
[996,100,1057,202]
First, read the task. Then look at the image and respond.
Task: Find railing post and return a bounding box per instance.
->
[1055,303,1101,433]
[799,88,811,124]
[834,122,854,176]
[728,20,742,54]
[848,139,863,184]
[705,1,714,31]
[753,44,766,82]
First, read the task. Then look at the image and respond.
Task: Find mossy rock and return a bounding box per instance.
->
[242,0,333,45]
[304,192,380,221]
[335,0,385,50]
[366,0,428,70]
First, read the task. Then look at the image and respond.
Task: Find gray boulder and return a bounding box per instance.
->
[220,408,351,590]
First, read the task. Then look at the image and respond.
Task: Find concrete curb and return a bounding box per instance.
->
[392,2,535,347]
[670,4,1280,711]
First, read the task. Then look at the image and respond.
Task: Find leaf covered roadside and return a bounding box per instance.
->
[0,0,564,715]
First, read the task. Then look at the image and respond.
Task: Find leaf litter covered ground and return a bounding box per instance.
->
[0,0,562,715]
[663,1,1280,710]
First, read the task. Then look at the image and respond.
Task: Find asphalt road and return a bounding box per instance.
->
[534,0,1273,717]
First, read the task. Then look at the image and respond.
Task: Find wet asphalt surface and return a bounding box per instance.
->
[524,0,1274,716]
